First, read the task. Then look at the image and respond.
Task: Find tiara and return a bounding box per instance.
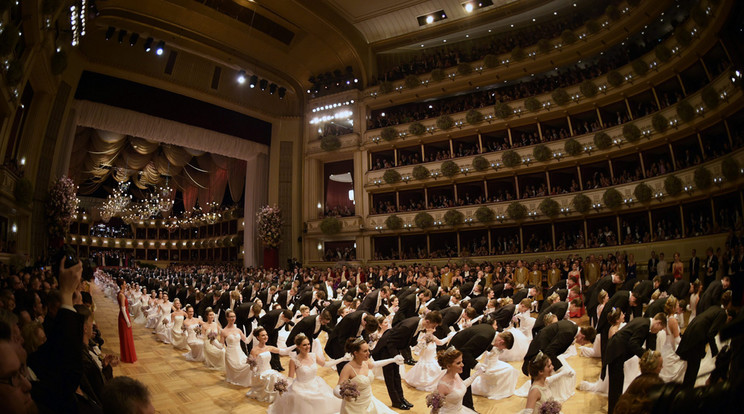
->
[532,350,546,363]
[353,336,366,345]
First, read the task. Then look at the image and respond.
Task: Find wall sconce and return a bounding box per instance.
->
[592,202,602,211]
[560,207,570,215]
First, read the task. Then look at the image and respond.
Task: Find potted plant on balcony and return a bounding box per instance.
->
[443,210,464,226]
[381,126,398,142]
[539,198,560,218]
[472,156,489,172]
[533,144,552,162]
[475,206,495,223]
[502,150,521,168]
[524,97,541,112]
[409,122,426,136]
[580,80,598,98]
[622,124,641,143]
[436,115,454,130]
[507,202,527,221]
[412,165,430,180]
[414,212,434,229]
[602,188,623,210]
[652,113,668,133]
[466,109,483,125]
[383,169,402,184]
[664,175,683,196]
[572,193,591,214]
[494,102,512,119]
[385,214,403,230]
[551,88,570,106]
[564,138,582,156]
[633,183,653,203]
[440,160,459,178]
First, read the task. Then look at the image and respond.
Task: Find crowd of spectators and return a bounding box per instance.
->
[324,246,356,262]
[89,225,133,239]
[323,204,355,218]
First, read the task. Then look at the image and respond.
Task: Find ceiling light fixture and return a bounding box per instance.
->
[129,33,139,46]
[461,1,493,13]
[105,26,115,40]
[155,40,165,56]
[143,37,153,52]
[269,83,277,94]
[417,10,447,26]
[237,70,246,84]
[117,29,127,43]
[259,79,268,90]
[249,75,258,88]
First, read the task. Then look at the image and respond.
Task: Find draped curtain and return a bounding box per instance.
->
[73,100,270,266]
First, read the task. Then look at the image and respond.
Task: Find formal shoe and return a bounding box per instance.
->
[401,399,414,407]
[404,359,417,365]
[392,403,410,410]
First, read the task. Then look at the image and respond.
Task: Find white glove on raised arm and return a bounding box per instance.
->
[277,344,297,356]
[371,354,404,368]
[324,353,353,368]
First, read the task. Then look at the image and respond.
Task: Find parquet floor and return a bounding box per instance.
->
[93,285,608,413]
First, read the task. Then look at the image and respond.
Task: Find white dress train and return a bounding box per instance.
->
[183,324,204,362]
[340,366,396,414]
[224,333,252,386]
[471,349,518,400]
[499,326,529,362]
[403,334,444,391]
[268,354,341,414]
[657,322,686,383]
[171,316,189,350]
[579,334,601,358]
[203,327,225,370]
[245,351,282,403]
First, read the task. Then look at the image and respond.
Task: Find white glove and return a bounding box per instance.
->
[333,385,342,399]
[371,354,404,368]
[278,344,297,356]
[324,354,352,368]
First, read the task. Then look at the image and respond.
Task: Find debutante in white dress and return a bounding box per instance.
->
[145,299,160,329]
[578,323,640,394]
[245,350,282,403]
[518,383,562,414]
[657,319,686,383]
[403,333,444,391]
[130,293,146,325]
[154,303,173,343]
[471,349,518,400]
[579,334,601,358]
[224,333,253,386]
[268,354,342,414]
[183,323,204,362]
[171,316,189,350]
[436,375,478,414]
[203,326,225,370]
[340,366,396,414]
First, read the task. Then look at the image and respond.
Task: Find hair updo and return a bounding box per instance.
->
[294,333,310,348]
[436,348,462,369]
[607,307,624,325]
[528,352,550,380]
[345,337,367,354]
[639,350,662,375]
[252,327,266,337]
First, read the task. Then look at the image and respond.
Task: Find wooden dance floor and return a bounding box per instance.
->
[94,286,608,413]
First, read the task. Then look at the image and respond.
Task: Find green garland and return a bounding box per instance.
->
[552,88,570,105]
[502,150,522,168]
[436,115,454,130]
[652,113,668,133]
[475,206,495,223]
[533,144,552,162]
[593,132,612,150]
[507,202,527,221]
[572,193,592,213]
[494,102,512,119]
[412,165,430,180]
[622,124,641,143]
[414,212,434,229]
[693,166,712,190]
[381,126,398,142]
[472,156,490,171]
[440,160,459,177]
[525,97,541,112]
[385,215,403,230]
[383,169,402,184]
[633,182,653,202]
[409,122,426,136]
[466,109,483,125]
[580,80,598,98]
[443,209,464,226]
[632,59,649,76]
[602,188,623,209]
[320,217,342,235]
[539,198,560,218]
[664,175,683,196]
[607,70,624,87]
[565,138,582,156]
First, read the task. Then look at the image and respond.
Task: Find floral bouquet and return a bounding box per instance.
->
[256,205,282,248]
[193,325,202,336]
[246,354,258,370]
[339,379,360,401]
[46,176,80,241]
[273,378,288,396]
[162,319,169,326]
[207,331,218,341]
[424,333,436,344]
[426,391,444,414]
[539,399,562,414]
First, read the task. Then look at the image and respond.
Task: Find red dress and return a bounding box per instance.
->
[118,294,137,363]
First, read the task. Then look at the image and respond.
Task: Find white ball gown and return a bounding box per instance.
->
[657,323,686,383]
[129,293,146,325]
[154,303,173,343]
[579,334,601,358]
[183,324,204,362]
[202,326,225,370]
[340,366,397,414]
[246,350,283,403]
[436,375,478,414]
[403,333,444,391]
[224,332,253,386]
[578,323,641,394]
[145,299,160,329]
[171,316,189,350]
[471,349,518,400]
[268,354,341,414]
[518,383,562,414]
[499,326,530,362]
[515,353,576,402]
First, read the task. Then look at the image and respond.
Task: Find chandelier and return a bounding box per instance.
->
[157,181,174,212]
[202,201,222,224]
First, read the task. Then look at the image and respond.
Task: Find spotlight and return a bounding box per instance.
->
[129,33,139,46]
[417,10,447,26]
[278,87,286,99]
[155,40,165,56]
[105,26,115,40]
[117,29,127,43]
[269,83,277,94]
[237,70,246,84]
[259,79,268,90]
[249,75,258,88]
[426,15,434,24]
[464,2,474,13]
[143,37,153,52]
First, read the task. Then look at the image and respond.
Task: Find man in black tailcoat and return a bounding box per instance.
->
[676,305,727,387]
[697,275,729,315]
[358,286,391,316]
[324,310,379,373]
[522,319,594,376]
[286,310,332,348]
[449,319,514,410]
[259,308,293,371]
[372,312,442,410]
[532,300,569,336]
[604,314,665,414]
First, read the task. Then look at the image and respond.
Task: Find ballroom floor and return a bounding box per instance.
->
[93,286,609,413]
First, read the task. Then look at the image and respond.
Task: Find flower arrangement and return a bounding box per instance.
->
[207,331,218,341]
[247,354,258,370]
[273,378,288,395]
[46,176,79,240]
[339,379,360,401]
[424,333,436,344]
[256,205,282,248]
[426,391,444,413]
[539,399,562,414]
[193,325,202,335]
[162,319,169,326]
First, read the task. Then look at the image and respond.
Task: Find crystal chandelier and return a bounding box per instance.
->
[157,181,174,212]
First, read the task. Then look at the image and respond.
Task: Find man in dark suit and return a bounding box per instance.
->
[492,302,516,332]
[373,312,442,410]
[643,296,668,318]
[286,311,332,348]
[427,291,451,311]
[704,247,719,288]
[597,290,636,360]
[668,279,692,303]
[258,285,278,309]
[392,289,431,326]
[689,249,700,282]
[648,251,659,280]
[632,279,654,307]
[522,319,595,376]
[469,295,489,315]
[604,314,665,414]
[274,287,296,310]
[259,309,293,371]
[434,305,463,339]
[449,319,514,410]
[532,300,569,336]
[697,276,730,315]
[676,305,727,387]
[586,274,617,326]
[325,310,379,373]
[358,286,391,316]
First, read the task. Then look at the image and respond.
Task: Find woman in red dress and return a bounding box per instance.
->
[117,279,137,363]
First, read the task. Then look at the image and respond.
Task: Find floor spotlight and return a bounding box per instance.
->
[249,75,258,88]
[105,26,115,40]
[237,70,246,84]
[117,29,127,43]
[129,33,139,46]
[269,83,277,94]
[259,79,268,91]
[155,41,165,56]
[278,87,286,99]
[144,37,153,52]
